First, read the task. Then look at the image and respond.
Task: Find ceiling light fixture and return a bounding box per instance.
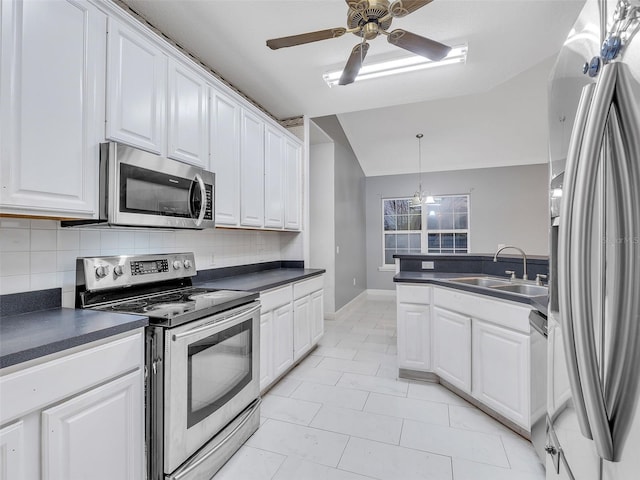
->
[322,44,467,88]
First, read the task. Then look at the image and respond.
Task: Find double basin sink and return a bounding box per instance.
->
[447,276,548,297]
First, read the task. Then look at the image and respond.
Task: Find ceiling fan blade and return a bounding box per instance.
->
[266,27,347,50]
[345,0,369,12]
[339,42,370,85]
[387,29,451,60]
[388,0,434,18]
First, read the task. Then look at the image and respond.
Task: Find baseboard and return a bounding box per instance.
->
[366,289,396,299]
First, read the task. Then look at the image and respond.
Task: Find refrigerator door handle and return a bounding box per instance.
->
[557,82,596,440]
[605,63,640,462]
[571,62,617,461]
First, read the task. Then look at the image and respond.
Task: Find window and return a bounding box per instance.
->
[382,195,470,265]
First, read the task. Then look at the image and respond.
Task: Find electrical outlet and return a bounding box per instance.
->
[422,261,434,270]
[336,245,340,254]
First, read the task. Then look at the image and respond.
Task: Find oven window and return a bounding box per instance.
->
[187,319,253,428]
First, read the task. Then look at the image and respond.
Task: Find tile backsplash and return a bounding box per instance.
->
[0,218,303,307]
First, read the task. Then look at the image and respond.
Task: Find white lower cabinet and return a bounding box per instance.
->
[273,304,294,377]
[0,330,145,480]
[432,306,471,393]
[472,319,530,427]
[310,290,325,345]
[0,421,24,480]
[259,311,275,390]
[259,275,324,392]
[397,285,431,371]
[42,370,143,480]
[293,296,311,361]
[397,283,533,430]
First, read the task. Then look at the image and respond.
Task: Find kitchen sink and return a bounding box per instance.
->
[448,277,512,288]
[491,284,548,296]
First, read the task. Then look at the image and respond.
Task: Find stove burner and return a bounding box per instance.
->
[112,300,148,311]
[152,293,183,302]
[143,302,194,317]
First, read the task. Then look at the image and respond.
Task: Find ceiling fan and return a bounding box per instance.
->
[266,0,451,86]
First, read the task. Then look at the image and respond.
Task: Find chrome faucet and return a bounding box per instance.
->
[493,245,528,280]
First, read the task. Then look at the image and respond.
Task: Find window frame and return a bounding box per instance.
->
[381,194,471,266]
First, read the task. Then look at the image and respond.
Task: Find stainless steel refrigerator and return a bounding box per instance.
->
[547,0,640,479]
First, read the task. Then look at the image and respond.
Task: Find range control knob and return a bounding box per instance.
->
[114,265,124,277]
[183,259,193,270]
[172,260,182,270]
[95,265,109,278]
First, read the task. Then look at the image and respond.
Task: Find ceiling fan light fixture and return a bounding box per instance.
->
[322,43,467,87]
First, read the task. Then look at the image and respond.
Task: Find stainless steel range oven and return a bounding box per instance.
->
[75,253,260,480]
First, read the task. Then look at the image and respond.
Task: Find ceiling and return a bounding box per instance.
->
[120,0,586,175]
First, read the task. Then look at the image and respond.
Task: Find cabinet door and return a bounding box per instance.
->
[0,0,105,217]
[210,89,241,226]
[284,138,302,230]
[41,370,144,480]
[260,311,274,392]
[106,17,166,154]
[432,307,471,392]
[273,303,294,377]
[264,126,284,228]
[239,109,264,227]
[472,320,530,427]
[167,59,208,166]
[310,289,324,345]
[293,296,311,361]
[0,421,24,480]
[397,302,430,371]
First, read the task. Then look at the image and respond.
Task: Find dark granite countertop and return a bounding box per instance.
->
[194,268,325,292]
[394,271,548,315]
[0,308,148,369]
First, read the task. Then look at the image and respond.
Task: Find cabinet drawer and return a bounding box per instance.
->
[260,285,292,311]
[0,330,143,424]
[293,276,323,299]
[433,287,531,333]
[396,284,431,304]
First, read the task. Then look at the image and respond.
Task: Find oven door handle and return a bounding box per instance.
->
[171,303,260,341]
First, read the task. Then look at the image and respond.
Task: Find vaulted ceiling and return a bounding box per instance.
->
[120,0,586,175]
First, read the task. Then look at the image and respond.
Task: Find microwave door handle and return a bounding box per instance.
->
[191,173,207,227]
[571,62,617,461]
[171,304,260,341]
[605,64,640,461]
[558,82,595,440]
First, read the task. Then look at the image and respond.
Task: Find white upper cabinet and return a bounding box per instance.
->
[240,108,265,227]
[167,59,208,167]
[106,17,166,154]
[210,89,241,226]
[264,125,285,229]
[0,0,106,218]
[284,138,302,230]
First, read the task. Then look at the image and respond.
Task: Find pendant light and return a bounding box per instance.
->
[411,133,435,206]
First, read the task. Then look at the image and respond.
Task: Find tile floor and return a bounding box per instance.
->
[213,295,545,480]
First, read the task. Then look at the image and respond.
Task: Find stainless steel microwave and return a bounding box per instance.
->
[63,142,215,229]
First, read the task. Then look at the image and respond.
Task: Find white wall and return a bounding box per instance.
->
[366,164,549,290]
[309,140,335,314]
[0,218,301,307]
